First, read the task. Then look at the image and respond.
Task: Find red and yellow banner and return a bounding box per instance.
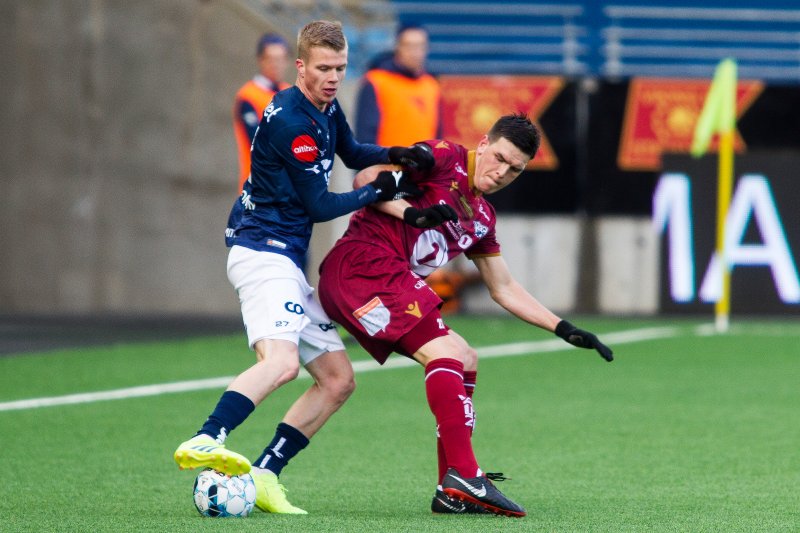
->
[439,76,564,170]
[619,78,763,171]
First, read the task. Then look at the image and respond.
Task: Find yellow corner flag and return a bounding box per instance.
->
[691,58,737,157]
[691,58,738,332]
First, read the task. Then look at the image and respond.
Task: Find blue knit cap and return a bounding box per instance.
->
[257,33,289,55]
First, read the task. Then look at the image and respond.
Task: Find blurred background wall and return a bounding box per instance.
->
[0,1,274,314]
[2,0,799,318]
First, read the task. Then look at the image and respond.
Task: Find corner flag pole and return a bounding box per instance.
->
[690,58,738,333]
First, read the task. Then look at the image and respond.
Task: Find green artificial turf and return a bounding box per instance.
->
[1,316,798,532]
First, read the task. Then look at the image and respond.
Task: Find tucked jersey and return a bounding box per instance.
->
[226,86,389,269]
[334,139,501,276]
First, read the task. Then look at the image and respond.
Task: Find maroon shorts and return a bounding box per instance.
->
[318,241,449,364]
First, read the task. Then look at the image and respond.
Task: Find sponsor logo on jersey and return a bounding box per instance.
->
[264,102,282,123]
[478,203,490,221]
[291,135,318,162]
[454,163,467,177]
[411,230,450,277]
[240,190,255,210]
[435,141,450,150]
[266,238,287,249]
[404,301,422,318]
[474,221,489,239]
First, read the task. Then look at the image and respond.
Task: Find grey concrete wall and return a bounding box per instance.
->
[461,216,583,315]
[596,217,659,315]
[460,215,661,316]
[0,0,291,315]
[0,1,658,318]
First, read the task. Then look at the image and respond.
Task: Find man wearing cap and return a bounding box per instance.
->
[233,33,292,192]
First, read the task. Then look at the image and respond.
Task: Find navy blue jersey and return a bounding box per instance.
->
[226,86,389,268]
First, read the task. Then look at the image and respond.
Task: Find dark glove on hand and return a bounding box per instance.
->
[555,320,614,362]
[370,169,423,202]
[388,143,435,171]
[403,205,458,228]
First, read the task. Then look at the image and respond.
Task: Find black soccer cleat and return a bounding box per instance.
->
[431,487,489,514]
[441,468,526,517]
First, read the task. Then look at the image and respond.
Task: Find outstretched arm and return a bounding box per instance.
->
[473,255,613,361]
[472,255,561,331]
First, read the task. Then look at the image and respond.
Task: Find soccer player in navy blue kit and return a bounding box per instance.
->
[173,20,435,514]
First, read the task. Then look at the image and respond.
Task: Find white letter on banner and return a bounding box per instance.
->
[700,175,800,303]
[653,174,695,302]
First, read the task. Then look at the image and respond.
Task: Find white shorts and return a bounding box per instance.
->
[227,245,345,365]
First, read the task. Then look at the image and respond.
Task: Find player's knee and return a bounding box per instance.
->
[256,348,301,385]
[462,344,478,371]
[264,358,300,386]
[324,370,356,405]
[282,363,301,384]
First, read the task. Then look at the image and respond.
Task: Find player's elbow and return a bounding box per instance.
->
[489,285,515,310]
[306,204,334,223]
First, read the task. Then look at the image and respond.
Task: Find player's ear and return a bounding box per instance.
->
[296,58,305,75]
[476,135,489,155]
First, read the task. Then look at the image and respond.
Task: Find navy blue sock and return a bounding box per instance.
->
[253,422,309,476]
[196,390,255,443]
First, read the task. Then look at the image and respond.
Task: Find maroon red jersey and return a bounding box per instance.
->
[336,140,501,276]
[318,140,502,364]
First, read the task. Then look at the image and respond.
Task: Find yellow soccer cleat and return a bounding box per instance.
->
[173,434,251,476]
[253,470,308,514]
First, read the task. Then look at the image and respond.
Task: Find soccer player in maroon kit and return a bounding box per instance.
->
[318,113,613,517]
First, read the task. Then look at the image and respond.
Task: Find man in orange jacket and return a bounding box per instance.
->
[354,23,441,147]
[233,33,292,192]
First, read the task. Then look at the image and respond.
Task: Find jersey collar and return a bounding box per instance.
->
[467,150,481,196]
[253,74,280,92]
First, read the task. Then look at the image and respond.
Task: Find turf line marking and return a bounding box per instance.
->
[0,325,680,412]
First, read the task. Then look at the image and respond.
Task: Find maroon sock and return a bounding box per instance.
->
[425,358,479,479]
[437,369,478,483]
[463,370,477,400]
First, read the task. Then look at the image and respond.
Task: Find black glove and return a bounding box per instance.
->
[370,169,423,202]
[555,320,614,362]
[388,143,435,171]
[403,205,458,228]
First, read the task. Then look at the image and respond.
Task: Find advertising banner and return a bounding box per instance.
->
[619,78,763,171]
[439,75,564,171]
[656,153,800,314]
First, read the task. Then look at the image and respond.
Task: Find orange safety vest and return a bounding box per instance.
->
[364,69,440,146]
[233,78,291,192]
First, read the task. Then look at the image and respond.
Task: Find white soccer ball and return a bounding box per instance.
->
[192,469,256,517]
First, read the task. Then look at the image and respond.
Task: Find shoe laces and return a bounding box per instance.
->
[276,480,290,497]
[485,472,510,482]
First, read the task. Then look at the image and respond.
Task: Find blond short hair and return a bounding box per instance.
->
[297,20,347,61]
